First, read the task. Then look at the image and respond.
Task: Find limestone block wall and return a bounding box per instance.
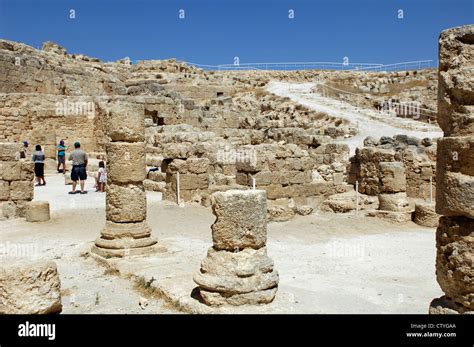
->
[235,143,350,207]
[0,40,126,95]
[0,94,102,155]
[163,158,211,203]
[0,142,34,218]
[352,135,437,199]
[146,129,354,210]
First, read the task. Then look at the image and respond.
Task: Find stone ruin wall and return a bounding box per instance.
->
[0,38,442,220]
[0,94,102,157]
[0,40,128,96]
[351,135,437,200]
[0,142,34,218]
[0,39,126,155]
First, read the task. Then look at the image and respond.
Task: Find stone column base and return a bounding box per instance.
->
[91,221,159,258]
[198,287,278,306]
[429,296,474,314]
[193,246,279,306]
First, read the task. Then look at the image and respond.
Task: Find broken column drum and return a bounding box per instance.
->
[194,189,279,306]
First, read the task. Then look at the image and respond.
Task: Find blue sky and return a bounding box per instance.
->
[0,0,472,65]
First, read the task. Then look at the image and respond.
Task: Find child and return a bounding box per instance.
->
[20,140,29,159]
[95,161,107,192]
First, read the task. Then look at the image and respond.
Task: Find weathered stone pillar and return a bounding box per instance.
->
[371,161,414,222]
[194,189,279,306]
[429,25,474,314]
[92,101,157,258]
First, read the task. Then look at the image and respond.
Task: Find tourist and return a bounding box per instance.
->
[95,160,107,192]
[68,142,88,194]
[56,140,67,173]
[32,144,46,186]
[20,140,29,159]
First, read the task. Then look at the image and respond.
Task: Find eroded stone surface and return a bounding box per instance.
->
[194,189,278,306]
[433,25,474,314]
[106,184,146,223]
[414,203,439,227]
[435,216,474,310]
[25,201,50,222]
[211,190,267,251]
[0,260,62,314]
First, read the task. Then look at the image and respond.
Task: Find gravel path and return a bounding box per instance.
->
[266,81,443,154]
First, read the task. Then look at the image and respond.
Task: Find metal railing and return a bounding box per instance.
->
[216,61,383,71]
[182,60,434,72]
[131,59,434,72]
[355,60,434,72]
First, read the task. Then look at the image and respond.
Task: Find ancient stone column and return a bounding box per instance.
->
[193,189,279,306]
[91,101,157,258]
[371,161,414,223]
[429,25,474,314]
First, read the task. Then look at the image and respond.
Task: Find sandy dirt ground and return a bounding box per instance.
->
[0,173,443,314]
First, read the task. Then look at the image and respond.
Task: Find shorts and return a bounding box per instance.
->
[71,165,87,181]
[57,155,65,164]
[34,162,44,177]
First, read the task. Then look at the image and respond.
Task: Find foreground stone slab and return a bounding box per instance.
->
[0,260,62,314]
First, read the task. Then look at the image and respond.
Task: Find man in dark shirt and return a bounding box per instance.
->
[68,142,88,194]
